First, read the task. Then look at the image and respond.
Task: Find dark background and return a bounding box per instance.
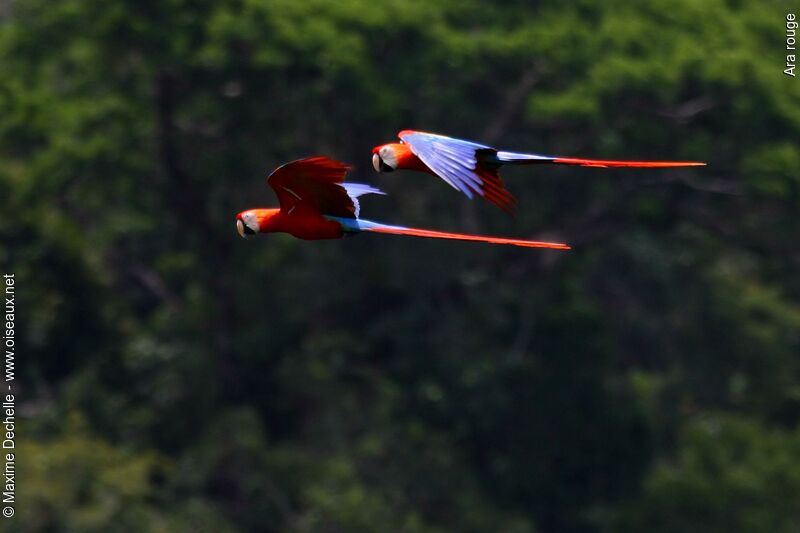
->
[3,0,799,531]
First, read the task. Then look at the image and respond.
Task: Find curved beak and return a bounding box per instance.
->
[236,219,250,239]
[372,153,394,173]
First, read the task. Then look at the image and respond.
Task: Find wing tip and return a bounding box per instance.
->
[473,166,518,214]
[270,155,352,177]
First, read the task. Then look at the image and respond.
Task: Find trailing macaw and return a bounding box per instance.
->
[372,130,706,212]
[236,156,569,250]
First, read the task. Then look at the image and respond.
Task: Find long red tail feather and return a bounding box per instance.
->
[365,225,570,250]
[551,157,706,168]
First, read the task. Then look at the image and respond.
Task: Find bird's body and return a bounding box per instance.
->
[372,130,706,211]
[241,207,345,240]
[236,156,569,250]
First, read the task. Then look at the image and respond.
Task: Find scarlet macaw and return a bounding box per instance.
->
[372,130,706,212]
[236,156,569,249]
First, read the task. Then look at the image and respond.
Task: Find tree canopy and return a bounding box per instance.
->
[2,0,799,531]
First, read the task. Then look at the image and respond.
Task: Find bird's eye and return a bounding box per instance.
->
[372,153,381,173]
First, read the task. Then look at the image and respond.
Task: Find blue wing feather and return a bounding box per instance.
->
[399,131,493,199]
[340,182,385,218]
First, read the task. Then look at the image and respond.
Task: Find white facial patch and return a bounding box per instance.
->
[242,211,259,233]
[379,146,398,169]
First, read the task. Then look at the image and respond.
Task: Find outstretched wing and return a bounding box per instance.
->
[267,156,384,218]
[398,130,515,212]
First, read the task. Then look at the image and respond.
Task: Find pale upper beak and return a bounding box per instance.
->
[236,219,249,239]
[372,152,394,173]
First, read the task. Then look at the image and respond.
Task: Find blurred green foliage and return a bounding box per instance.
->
[1,0,798,531]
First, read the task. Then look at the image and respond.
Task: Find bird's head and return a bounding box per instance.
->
[236,208,278,239]
[371,144,399,173]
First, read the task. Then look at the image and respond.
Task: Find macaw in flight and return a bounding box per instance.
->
[236,156,569,250]
[372,130,706,212]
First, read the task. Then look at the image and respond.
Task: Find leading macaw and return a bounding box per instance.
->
[372,130,707,212]
[236,156,569,250]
